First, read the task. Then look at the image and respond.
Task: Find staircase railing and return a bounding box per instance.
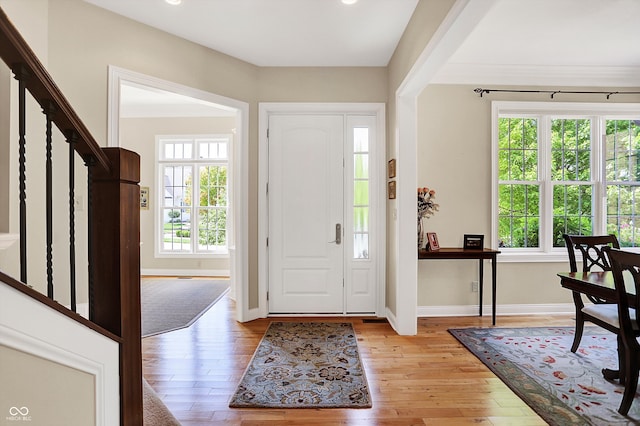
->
[0,7,142,425]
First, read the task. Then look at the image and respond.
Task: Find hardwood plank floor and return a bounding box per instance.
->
[142,295,573,425]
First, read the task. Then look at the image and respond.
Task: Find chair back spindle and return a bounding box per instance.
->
[563,234,620,273]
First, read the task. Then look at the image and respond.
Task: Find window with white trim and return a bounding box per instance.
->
[157,136,229,256]
[493,102,640,255]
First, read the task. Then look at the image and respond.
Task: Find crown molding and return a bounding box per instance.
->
[432,63,640,87]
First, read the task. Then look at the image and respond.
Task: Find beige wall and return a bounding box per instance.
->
[0,0,81,303]
[0,0,389,310]
[0,345,95,425]
[3,0,638,314]
[417,84,640,307]
[385,0,457,315]
[120,116,235,274]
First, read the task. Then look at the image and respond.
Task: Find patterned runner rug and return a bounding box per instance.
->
[449,326,640,425]
[229,322,372,408]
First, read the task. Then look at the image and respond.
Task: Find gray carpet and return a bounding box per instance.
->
[143,378,180,425]
[141,278,229,337]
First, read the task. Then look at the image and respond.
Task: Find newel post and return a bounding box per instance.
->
[90,147,142,425]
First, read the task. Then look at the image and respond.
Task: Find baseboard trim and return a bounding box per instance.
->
[385,307,399,333]
[141,268,229,277]
[418,303,574,317]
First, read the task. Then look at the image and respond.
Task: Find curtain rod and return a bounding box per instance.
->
[473,87,640,99]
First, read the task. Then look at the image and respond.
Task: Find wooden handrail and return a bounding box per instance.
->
[0,6,143,424]
[0,7,111,172]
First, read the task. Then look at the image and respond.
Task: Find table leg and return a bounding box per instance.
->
[491,255,497,326]
[478,259,484,318]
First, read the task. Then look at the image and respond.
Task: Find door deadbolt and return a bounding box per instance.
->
[329,223,341,244]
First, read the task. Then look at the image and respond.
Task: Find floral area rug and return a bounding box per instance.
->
[449,327,640,425]
[229,322,372,408]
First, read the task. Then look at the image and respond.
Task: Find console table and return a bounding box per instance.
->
[418,248,501,325]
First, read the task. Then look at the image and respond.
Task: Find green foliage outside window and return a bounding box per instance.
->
[497,116,640,249]
[184,166,228,247]
[497,118,539,247]
[605,120,640,247]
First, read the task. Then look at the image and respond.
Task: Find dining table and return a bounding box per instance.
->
[557,270,635,382]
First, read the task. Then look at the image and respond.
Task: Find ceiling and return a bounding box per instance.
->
[87,0,640,117]
[84,0,419,67]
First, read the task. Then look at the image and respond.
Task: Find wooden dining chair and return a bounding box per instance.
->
[604,247,640,415]
[563,234,620,353]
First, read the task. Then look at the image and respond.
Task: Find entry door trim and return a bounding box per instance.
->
[258,103,386,318]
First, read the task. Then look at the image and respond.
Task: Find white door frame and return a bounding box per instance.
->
[258,102,386,318]
[391,0,496,334]
[106,66,251,322]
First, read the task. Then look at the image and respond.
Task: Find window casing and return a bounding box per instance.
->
[492,102,640,261]
[156,136,230,257]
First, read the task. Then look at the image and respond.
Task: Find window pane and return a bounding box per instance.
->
[354,128,369,152]
[354,154,369,179]
[607,185,640,247]
[162,165,192,208]
[199,140,229,160]
[198,208,227,250]
[552,184,594,246]
[353,207,369,232]
[606,120,640,182]
[551,119,591,181]
[162,208,191,251]
[198,166,228,207]
[162,141,192,160]
[354,181,369,205]
[497,184,539,248]
[354,233,369,259]
[498,117,538,181]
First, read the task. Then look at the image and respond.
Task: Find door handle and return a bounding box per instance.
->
[328,223,341,244]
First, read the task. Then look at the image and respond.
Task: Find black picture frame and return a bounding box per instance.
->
[463,234,484,250]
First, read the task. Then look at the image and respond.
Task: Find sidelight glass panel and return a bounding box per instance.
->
[352,127,370,259]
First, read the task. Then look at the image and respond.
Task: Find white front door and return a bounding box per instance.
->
[268,115,345,313]
[265,108,381,315]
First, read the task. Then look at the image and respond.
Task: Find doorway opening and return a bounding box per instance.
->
[107,66,250,321]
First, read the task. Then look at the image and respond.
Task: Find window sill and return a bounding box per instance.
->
[497,248,640,263]
[497,252,572,263]
[155,252,229,259]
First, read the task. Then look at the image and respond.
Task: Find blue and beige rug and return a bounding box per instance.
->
[450,326,640,425]
[229,322,371,408]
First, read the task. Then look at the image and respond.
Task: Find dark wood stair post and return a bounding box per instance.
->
[90,147,142,425]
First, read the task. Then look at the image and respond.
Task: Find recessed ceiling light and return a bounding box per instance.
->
[341,0,358,5]
[166,0,182,5]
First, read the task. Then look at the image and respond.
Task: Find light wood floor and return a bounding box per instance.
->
[142,295,574,425]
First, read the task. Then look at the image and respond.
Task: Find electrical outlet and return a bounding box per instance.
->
[471,281,479,292]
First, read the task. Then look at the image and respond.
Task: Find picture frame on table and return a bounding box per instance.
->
[426,232,440,251]
[463,234,484,250]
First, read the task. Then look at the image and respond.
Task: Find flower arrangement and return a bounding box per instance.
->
[417,187,439,249]
[418,187,439,220]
